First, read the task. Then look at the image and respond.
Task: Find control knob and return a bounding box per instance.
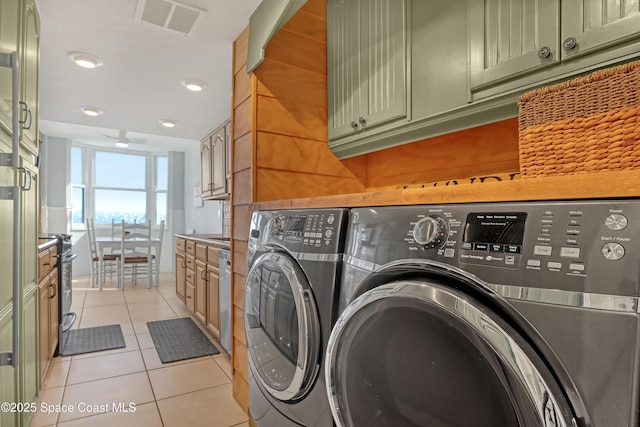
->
[413,216,447,249]
[267,217,284,237]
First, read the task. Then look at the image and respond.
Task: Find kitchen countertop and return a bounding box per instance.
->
[174,234,231,248]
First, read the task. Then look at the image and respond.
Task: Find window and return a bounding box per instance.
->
[95,151,147,224]
[71,147,85,226]
[155,156,168,225]
[71,145,169,228]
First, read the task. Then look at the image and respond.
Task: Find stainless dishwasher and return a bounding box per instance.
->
[218,248,232,354]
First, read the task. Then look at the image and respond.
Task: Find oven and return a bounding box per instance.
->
[40,233,77,354]
[57,235,77,352]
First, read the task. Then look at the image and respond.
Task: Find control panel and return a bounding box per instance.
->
[398,201,640,278]
[262,210,343,251]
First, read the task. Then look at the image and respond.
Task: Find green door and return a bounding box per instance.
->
[561,0,640,60]
[469,0,560,90]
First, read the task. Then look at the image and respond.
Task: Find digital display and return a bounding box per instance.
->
[463,213,527,252]
[285,216,306,233]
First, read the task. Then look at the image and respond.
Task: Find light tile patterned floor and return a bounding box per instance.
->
[29,273,248,427]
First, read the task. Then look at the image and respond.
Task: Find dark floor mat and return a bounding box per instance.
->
[60,324,125,356]
[147,317,220,363]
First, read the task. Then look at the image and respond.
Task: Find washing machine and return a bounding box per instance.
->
[245,208,348,427]
[326,200,640,427]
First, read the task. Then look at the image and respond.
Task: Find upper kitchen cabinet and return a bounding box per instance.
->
[200,119,230,200]
[327,0,408,140]
[470,0,640,100]
[19,0,40,156]
[468,0,559,91]
[0,0,19,146]
[0,0,39,156]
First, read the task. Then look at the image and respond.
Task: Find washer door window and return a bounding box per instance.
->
[326,280,576,427]
[245,251,320,402]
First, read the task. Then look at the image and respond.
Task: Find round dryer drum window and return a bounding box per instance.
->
[245,251,321,402]
[326,281,576,427]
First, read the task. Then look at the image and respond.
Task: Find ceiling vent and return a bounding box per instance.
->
[134,0,206,36]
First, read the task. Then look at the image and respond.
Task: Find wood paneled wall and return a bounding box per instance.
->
[229,0,521,414]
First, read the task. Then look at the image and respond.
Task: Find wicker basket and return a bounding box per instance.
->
[518,60,640,178]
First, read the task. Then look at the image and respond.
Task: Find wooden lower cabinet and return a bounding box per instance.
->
[175,251,186,302]
[175,238,226,340]
[37,244,59,386]
[195,259,207,324]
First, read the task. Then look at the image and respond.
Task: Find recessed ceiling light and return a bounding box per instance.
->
[159,119,177,128]
[68,51,103,69]
[181,79,207,92]
[115,142,129,148]
[81,107,103,116]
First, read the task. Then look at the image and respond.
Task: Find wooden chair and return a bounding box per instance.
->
[86,218,119,288]
[118,220,153,290]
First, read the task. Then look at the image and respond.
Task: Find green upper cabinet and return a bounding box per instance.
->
[0,0,20,138]
[19,0,40,156]
[469,0,560,91]
[561,0,640,60]
[469,0,640,99]
[327,0,408,140]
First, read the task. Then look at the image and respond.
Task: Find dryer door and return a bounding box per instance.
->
[245,251,321,402]
[326,280,577,427]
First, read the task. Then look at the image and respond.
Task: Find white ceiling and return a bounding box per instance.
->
[36,0,261,152]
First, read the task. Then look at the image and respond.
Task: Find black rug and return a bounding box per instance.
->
[147,317,220,363]
[60,324,126,356]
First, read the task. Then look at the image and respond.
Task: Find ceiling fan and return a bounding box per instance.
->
[100,130,147,147]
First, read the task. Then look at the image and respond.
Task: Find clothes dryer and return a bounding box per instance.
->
[246,208,348,427]
[326,200,640,427]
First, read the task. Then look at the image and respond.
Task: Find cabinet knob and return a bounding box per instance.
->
[350,121,358,130]
[537,46,551,59]
[563,37,577,50]
[358,116,366,126]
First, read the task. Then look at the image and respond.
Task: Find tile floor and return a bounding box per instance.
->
[29,273,248,427]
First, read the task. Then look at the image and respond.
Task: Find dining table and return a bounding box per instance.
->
[95,235,162,289]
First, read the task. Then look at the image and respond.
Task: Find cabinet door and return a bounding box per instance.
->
[0,305,18,427]
[561,0,640,60]
[225,120,231,193]
[209,127,227,198]
[195,259,207,323]
[328,0,362,139]
[175,252,186,302]
[19,0,39,155]
[207,266,220,334]
[0,0,19,136]
[360,0,408,129]
[469,0,559,90]
[38,276,49,386]
[328,0,408,140]
[48,269,59,358]
[200,137,212,198]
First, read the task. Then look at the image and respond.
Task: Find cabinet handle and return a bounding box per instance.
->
[201,270,207,280]
[182,260,186,268]
[187,295,192,299]
[350,121,358,130]
[537,46,551,59]
[563,37,577,50]
[49,283,57,298]
[18,101,32,129]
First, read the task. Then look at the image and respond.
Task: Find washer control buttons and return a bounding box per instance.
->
[533,245,552,256]
[602,242,625,260]
[560,247,581,258]
[605,213,628,231]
